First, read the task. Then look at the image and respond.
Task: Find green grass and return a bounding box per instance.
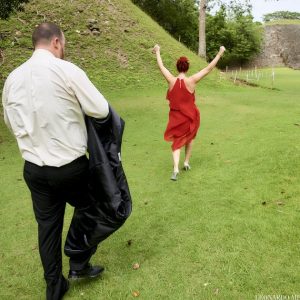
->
[1,68,300,299]
[0,0,214,94]
[224,67,293,90]
[1,0,300,299]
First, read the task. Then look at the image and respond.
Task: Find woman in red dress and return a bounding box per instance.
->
[153,45,226,180]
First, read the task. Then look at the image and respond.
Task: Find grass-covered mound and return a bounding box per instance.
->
[0,0,217,94]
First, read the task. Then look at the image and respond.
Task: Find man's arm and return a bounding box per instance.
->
[190,46,226,84]
[2,80,13,132]
[70,67,109,119]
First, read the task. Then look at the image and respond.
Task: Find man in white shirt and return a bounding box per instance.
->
[2,22,109,300]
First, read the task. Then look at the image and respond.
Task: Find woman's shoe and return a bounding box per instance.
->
[183,163,191,171]
[171,171,179,181]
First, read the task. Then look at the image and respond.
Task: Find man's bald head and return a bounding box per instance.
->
[32,22,65,59]
[32,22,63,48]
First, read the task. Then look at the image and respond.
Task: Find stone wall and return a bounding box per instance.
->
[246,24,300,69]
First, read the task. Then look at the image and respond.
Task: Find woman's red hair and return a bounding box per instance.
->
[176,56,189,73]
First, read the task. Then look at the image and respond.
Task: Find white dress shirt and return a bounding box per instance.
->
[2,49,109,167]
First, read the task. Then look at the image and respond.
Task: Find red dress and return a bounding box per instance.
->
[164,78,200,151]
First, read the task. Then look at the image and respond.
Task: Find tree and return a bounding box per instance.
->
[0,0,29,19]
[206,5,232,60]
[223,15,261,67]
[263,11,300,22]
[198,0,206,59]
[197,0,252,60]
[132,0,198,50]
[205,2,261,67]
[132,0,261,67]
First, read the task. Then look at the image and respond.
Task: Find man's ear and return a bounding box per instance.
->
[52,37,60,49]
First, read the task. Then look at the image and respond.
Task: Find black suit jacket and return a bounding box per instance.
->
[65,107,132,255]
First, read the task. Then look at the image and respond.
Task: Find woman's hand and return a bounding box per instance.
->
[152,44,160,54]
[219,46,226,55]
[153,44,175,83]
[190,46,226,83]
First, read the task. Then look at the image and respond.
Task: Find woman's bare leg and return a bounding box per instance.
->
[172,148,181,173]
[184,140,193,166]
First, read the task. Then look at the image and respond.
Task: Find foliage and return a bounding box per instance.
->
[206,6,232,62]
[132,0,198,51]
[206,4,261,67]
[224,0,252,18]
[132,0,262,67]
[263,11,300,22]
[204,0,261,66]
[0,0,30,19]
[221,17,262,67]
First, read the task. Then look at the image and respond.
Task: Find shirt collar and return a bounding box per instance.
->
[32,48,56,58]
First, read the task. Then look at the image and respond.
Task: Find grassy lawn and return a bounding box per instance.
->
[1,68,300,299]
[224,67,296,90]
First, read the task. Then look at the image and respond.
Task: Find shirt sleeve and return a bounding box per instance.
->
[70,66,109,119]
[1,79,13,133]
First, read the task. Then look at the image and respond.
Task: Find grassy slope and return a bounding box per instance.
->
[0,0,219,94]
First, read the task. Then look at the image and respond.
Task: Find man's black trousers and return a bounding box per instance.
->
[23,155,96,300]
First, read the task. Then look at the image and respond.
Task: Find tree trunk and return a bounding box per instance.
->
[198,0,206,59]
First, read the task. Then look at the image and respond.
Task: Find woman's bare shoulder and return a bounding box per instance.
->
[168,77,178,89]
[183,77,196,93]
[184,76,194,82]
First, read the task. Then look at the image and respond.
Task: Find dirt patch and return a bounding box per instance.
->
[231,77,280,90]
[105,48,128,68]
[117,50,128,68]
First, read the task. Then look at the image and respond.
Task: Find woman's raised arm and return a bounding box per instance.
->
[153,44,175,84]
[190,46,226,84]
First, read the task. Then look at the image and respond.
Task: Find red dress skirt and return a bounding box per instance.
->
[164,78,200,151]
